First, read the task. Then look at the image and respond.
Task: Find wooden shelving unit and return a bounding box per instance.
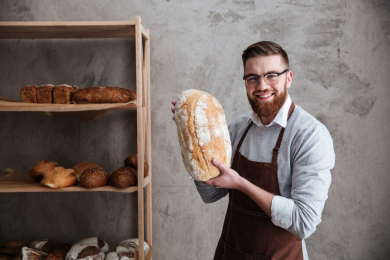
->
[0,16,152,260]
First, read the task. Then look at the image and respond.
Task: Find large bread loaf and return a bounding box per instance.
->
[175,89,231,181]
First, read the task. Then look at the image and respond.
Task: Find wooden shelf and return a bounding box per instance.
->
[0,171,150,193]
[0,21,140,39]
[0,100,137,112]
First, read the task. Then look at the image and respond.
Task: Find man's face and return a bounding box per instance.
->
[244,55,293,118]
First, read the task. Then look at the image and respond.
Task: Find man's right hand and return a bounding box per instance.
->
[171,100,176,121]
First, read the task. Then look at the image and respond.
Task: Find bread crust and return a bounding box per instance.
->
[78,168,109,188]
[20,85,37,103]
[110,166,137,188]
[123,154,148,177]
[72,162,101,180]
[29,161,59,181]
[37,84,54,103]
[71,87,136,103]
[53,85,79,104]
[175,89,232,181]
[40,167,77,189]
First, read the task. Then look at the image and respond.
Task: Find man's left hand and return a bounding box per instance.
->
[204,159,243,190]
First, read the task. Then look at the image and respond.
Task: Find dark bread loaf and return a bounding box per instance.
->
[0,254,13,260]
[78,168,109,188]
[2,240,25,248]
[29,160,59,181]
[45,244,71,260]
[72,162,102,180]
[0,247,20,256]
[110,167,137,188]
[20,86,37,103]
[37,84,55,103]
[71,87,136,103]
[19,247,47,260]
[124,154,149,177]
[53,85,79,104]
[29,239,54,254]
[65,238,108,260]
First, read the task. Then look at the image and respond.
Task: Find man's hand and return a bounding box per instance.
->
[204,159,244,190]
[171,100,176,121]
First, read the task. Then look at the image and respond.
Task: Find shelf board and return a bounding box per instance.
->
[0,21,137,39]
[0,172,150,193]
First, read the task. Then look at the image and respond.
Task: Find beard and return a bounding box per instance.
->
[247,81,288,118]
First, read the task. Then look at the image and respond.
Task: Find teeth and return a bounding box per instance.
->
[258,94,272,98]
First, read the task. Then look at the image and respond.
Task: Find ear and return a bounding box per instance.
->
[286,70,293,89]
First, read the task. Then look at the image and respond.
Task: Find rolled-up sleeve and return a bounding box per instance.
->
[271,126,335,239]
[194,180,228,203]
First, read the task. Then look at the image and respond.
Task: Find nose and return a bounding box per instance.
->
[255,76,269,91]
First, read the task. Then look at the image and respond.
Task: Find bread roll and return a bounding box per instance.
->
[29,239,54,254]
[0,247,20,256]
[37,84,54,103]
[78,168,109,188]
[20,247,47,260]
[72,162,101,180]
[110,167,137,188]
[45,244,71,260]
[124,154,148,177]
[53,85,79,104]
[65,238,108,260]
[29,161,59,181]
[0,254,13,260]
[105,239,150,260]
[20,86,37,103]
[71,87,136,103]
[2,240,25,248]
[40,167,77,189]
[174,89,232,181]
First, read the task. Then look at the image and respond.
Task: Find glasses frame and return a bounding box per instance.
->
[243,69,289,87]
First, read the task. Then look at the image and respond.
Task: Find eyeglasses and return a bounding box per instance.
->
[243,69,289,88]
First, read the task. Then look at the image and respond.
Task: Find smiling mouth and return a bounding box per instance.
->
[255,93,275,101]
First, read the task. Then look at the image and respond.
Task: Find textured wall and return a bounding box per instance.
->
[0,0,389,259]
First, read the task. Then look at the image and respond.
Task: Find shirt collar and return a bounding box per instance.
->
[248,94,292,128]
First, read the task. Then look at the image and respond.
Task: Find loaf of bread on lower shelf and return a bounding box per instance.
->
[105,239,150,260]
[29,160,60,181]
[29,239,54,254]
[65,237,108,260]
[45,244,71,260]
[20,85,38,103]
[110,166,137,188]
[53,85,79,104]
[18,247,47,260]
[78,168,109,188]
[72,162,102,181]
[40,167,77,189]
[124,154,149,177]
[37,84,55,103]
[71,87,136,103]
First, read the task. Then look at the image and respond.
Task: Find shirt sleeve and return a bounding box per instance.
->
[271,126,335,239]
[194,180,228,203]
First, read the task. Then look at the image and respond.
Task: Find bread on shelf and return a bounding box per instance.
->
[37,84,55,103]
[20,85,38,103]
[71,87,136,103]
[53,85,79,104]
[72,162,102,181]
[78,168,109,188]
[124,154,148,177]
[29,160,59,182]
[40,167,77,189]
[110,166,137,188]
[65,237,108,260]
[105,239,150,260]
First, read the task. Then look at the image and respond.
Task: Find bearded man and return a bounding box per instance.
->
[171,41,335,259]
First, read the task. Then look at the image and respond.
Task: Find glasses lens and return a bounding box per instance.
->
[246,76,259,88]
[264,74,279,85]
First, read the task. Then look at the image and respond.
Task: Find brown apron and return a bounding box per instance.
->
[214,103,303,260]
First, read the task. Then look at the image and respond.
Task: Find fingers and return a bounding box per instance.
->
[212,158,226,171]
[172,100,176,105]
[171,100,176,121]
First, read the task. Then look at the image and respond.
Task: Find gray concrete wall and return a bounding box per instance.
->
[0,0,389,259]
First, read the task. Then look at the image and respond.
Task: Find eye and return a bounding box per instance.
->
[247,76,259,82]
[265,74,278,79]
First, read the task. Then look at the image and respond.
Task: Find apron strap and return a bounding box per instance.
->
[232,121,253,170]
[271,102,296,165]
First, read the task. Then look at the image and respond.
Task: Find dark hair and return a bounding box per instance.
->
[242,41,289,68]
